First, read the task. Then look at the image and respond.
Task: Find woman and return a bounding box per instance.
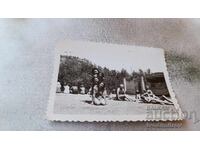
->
[116,84,129,101]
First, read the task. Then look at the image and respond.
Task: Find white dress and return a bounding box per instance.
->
[64,85,70,94]
[56,82,61,93]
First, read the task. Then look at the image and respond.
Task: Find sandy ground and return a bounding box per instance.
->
[54,93,176,116]
[0,19,200,130]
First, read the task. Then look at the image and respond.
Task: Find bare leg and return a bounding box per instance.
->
[99,97,106,105]
[92,96,100,105]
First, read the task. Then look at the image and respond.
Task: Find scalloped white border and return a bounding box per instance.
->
[46,40,183,122]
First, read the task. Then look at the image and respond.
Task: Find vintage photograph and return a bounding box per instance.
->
[47,40,183,121]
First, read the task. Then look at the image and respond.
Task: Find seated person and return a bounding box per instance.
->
[91,77,101,105]
[97,82,106,105]
[116,84,129,101]
[79,85,85,94]
[71,86,78,94]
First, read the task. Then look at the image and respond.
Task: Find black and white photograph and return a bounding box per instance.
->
[2,1,200,149]
[47,40,182,121]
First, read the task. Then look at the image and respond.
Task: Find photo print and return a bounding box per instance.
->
[47,40,183,122]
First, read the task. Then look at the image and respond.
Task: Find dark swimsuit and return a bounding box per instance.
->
[118,88,125,95]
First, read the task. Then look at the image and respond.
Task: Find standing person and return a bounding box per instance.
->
[56,81,61,93]
[64,84,70,94]
[135,89,141,100]
[60,81,65,93]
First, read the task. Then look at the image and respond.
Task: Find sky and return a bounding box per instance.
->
[57,40,166,73]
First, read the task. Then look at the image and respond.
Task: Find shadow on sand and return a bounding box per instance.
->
[82,100,93,105]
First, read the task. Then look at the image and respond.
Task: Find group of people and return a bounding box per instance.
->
[56,82,86,94]
[90,68,142,105]
[57,67,165,106]
[90,68,144,105]
[115,84,141,102]
[56,82,70,93]
[91,68,107,105]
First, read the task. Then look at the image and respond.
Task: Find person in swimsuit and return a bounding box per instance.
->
[116,84,129,101]
[135,89,141,100]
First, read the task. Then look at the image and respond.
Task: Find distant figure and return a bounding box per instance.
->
[71,86,78,94]
[135,89,141,100]
[80,85,86,94]
[56,82,61,93]
[60,82,65,92]
[145,85,153,96]
[116,84,128,101]
[88,87,92,95]
[64,84,70,94]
